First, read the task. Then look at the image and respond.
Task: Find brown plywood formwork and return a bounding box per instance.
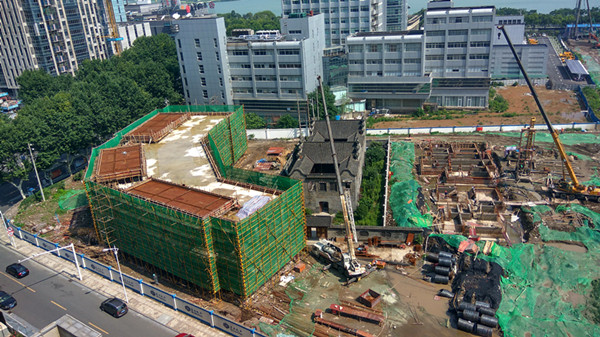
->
[94,144,146,183]
[126,178,237,219]
[123,112,191,143]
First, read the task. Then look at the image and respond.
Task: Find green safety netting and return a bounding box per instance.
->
[521,205,553,224]
[58,190,88,210]
[432,203,600,337]
[577,50,600,85]
[388,142,432,228]
[566,151,593,161]
[491,131,600,146]
[582,170,600,186]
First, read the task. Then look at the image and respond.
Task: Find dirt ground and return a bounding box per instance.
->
[373,85,586,129]
[567,38,600,66]
[234,139,298,175]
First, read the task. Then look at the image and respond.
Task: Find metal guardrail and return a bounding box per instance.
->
[2,219,266,337]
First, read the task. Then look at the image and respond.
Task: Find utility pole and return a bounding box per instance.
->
[28,143,45,201]
[103,246,129,303]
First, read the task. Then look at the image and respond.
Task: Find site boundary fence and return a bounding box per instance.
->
[246,121,600,139]
[1,220,267,337]
[576,86,600,123]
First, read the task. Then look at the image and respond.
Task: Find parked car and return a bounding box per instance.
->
[0,291,17,310]
[100,298,128,318]
[175,334,195,337]
[6,263,29,279]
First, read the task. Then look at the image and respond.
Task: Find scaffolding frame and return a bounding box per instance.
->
[85,105,306,299]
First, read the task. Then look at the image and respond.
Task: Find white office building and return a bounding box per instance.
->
[174,14,325,120]
[346,0,548,112]
[281,0,408,47]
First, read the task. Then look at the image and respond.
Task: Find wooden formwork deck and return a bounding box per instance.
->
[123,113,190,143]
[95,144,146,183]
[126,179,236,219]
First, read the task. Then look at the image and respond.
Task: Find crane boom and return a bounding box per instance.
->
[498,26,580,187]
[317,76,361,266]
[104,0,122,55]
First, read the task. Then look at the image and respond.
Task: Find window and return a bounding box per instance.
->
[279,49,300,55]
[182,65,186,74]
[279,63,301,68]
[254,49,267,55]
[426,42,444,48]
[216,51,220,60]
[214,38,218,47]
[469,54,489,59]
[218,66,222,74]
[232,50,248,56]
[199,65,204,73]
[386,44,398,52]
[404,43,421,51]
[470,41,490,47]
[203,90,208,99]
[319,201,329,213]
[367,59,382,64]
[330,182,337,192]
[448,29,468,36]
[368,44,381,52]
[179,52,184,61]
[404,58,421,64]
[472,15,492,22]
[426,17,446,24]
[184,77,188,86]
[221,92,225,99]
[348,45,363,53]
[448,42,467,48]
[177,39,181,48]
[426,30,444,36]
[289,30,302,34]
[201,78,206,86]
[385,59,401,64]
[219,78,223,86]
[319,183,327,191]
[425,55,443,60]
[472,29,491,36]
[449,16,468,23]
[195,38,200,48]
[446,54,466,60]
[197,52,202,61]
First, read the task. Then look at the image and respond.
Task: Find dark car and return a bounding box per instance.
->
[6,263,29,279]
[0,291,17,310]
[100,298,128,318]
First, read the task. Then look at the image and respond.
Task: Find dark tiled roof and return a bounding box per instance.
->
[309,120,365,142]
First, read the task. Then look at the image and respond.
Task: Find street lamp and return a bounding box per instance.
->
[27,143,46,202]
[103,246,129,303]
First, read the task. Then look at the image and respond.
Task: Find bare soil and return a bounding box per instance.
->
[234,139,297,175]
[373,85,585,129]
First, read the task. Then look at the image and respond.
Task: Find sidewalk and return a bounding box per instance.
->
[0,228,228,337]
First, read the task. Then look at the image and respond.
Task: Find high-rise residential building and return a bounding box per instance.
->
[346,0,547,112]
[22,0,109,75]
[110,0,127,23]
[0,0,38,95]
[174,13,325,120]
[281,0,407,47]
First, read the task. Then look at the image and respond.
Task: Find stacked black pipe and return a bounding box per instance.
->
[425,250,454,284]
[456,301,498,336]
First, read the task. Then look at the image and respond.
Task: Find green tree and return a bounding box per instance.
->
[354,142,386,226]
[245,113,267,129]
[219,11,280,35]
[307,85,338,120]
[275,114,298,128]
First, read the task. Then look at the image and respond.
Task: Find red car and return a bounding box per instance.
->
[175,334,195,337]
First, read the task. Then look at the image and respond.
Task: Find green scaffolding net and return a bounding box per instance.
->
[490,131,600,146]
[388,142,432,228]
[432,204,600,337]
[57,190,88,210]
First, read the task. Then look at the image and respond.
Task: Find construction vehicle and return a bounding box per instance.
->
[589,33,600,48]
[314,76,366,279]
[559,51,576,62]
[528,38,538,45]
[498,26,600,202]
[311,241,365,277]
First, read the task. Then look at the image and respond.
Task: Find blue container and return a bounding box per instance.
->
[335,115,341,120]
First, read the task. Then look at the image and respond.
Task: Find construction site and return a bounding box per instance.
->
[84,105,306,298]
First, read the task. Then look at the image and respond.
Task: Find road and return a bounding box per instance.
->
[539,36,582,89]
[0,244,178,336]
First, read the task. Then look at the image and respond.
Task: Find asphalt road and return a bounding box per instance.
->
[0,244,178,336]
[539,36,581,89]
